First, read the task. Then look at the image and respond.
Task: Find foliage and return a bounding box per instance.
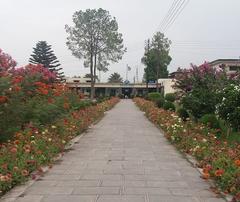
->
[200,114,220,129]
[147,92,163,102]
[65,8,126,99]
[175,63,228,119]
[181,88,218,119]
[0,49,17,75]
[29,41,64,81]
[174,63,228,95]
[163,101,175,111]
[134,98,240,200]
[108,72,123,83]
[0,97,119,194]
[217,84,240,131]
[165,93,176,102]
[0,50,74,141]
[177,107,189,121]
[142,33,171,86]
[156,97,165,108]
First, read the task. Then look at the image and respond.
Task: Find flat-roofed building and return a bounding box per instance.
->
[209,59,240,74]
[66,79,159,97]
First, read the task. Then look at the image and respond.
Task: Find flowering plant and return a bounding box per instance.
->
[134,98,240,201]
[217,84,240,131]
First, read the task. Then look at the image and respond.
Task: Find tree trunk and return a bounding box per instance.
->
[156,64,160,93]
[146,68,149,94]
[90,52,95,100]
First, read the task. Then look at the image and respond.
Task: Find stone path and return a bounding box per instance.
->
[3,100,225,202]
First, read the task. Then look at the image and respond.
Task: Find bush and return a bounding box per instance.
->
[217,84,240,131]
[165,93,176,102]
[200,114,220,129]
[147,92,163,102]
[163,101,175,111]
[177,107,189,121]
[156,97,165,108]
[181,89,218,119]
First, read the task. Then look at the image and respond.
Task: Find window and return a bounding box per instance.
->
[229,66,240,71]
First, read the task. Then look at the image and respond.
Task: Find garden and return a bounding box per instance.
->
[0,49,119,194]
[134,63,240,202]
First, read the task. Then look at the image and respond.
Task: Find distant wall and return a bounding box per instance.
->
[158,79,176,95]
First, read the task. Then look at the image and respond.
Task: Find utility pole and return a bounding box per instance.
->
[136,67,139,83]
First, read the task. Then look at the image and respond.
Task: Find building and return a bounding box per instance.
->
[158,78,176,95]
[67,80,159,97]
[209,59,240,75]
[65,76,92,83]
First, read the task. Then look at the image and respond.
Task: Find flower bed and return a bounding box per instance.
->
[0,97,119,194]
[134,98,240,201]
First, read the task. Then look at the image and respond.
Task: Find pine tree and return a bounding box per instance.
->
[29,41,64,81]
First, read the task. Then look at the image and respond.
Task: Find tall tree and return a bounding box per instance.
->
[65,8,126,99]
[29,41,64,81]
[142,32,171,92]
[108,72,123,83]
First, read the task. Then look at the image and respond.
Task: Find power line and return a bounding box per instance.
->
[161,0,186,32]
[159,0,181,31]
[163,0,190,32]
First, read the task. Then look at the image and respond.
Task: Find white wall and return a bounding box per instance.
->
[158,79,176,95]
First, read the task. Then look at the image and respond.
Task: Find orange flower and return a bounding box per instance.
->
[202,172,210,179]
[14,140,20,145]
[215,169,224,177]
[63,102,70,109]
[21,169,29,176]
[203,164,212,174]
[37,88,48,95]
[235,160,240,167]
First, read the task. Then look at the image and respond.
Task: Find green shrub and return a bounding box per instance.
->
[156,97,165,108]
[217,84,240,131]
[181,89,218,119]
[177,107,189,121]
[200,114,220,129]
[147,92,163,102]
[163,101,176,111]
[165,93,176,102]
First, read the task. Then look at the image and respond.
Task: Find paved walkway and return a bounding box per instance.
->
[5,100,225,202]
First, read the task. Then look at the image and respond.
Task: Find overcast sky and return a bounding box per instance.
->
[1,0,240,82]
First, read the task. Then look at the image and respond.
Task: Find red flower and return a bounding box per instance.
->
[0,96,8,104]
[13,85,21,92]
[215,169,224,177]
[48,98,54,104]
[12,76,23,84]
[37,88,48,95]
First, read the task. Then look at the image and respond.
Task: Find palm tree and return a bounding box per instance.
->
[108,72,123,83]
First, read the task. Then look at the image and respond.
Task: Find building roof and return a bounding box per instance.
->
[209,59,240,66]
